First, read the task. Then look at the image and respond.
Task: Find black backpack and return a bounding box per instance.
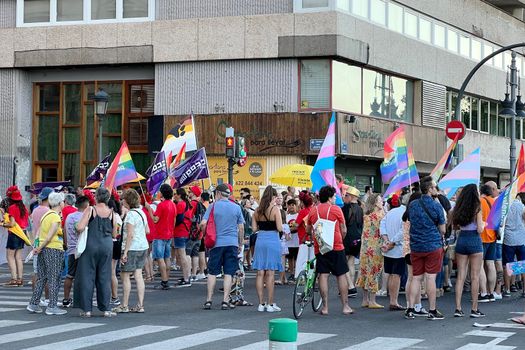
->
[189,201,207,241]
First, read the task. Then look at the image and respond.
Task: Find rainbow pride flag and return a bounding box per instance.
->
[487,171,525,233]
[104,142,145,190]
[430,134,459,182]
[311,112,343,206]
[438,148,480,199]
[380,126,408,184]
[517,144,525,177]
[384,147,419,197]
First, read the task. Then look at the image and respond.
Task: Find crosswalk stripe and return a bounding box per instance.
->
[230,332,336,350]
[455,343,516,350]
[0,295,31,300]
[0,307,23,312]
[464,330,515,338]
[0,320,35,327]
[473,322,525,330]
[340,337,424,350]
[0,323,103,345]
[129,328,254,350]
[23,325,176,350]
[0,300,31,306]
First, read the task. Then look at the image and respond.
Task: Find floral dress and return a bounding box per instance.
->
[356,211,384,293]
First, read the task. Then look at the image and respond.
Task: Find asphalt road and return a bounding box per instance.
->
[1,264,525,349]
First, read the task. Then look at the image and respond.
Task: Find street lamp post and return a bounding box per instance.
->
[93,88,109,162]
[499,52,518,184]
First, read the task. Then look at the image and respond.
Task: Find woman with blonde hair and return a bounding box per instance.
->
[356,193,385,309]
[113,189,149,313]
[252,185,283,312]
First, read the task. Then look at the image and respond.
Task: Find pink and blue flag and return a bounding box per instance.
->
[438,148,480,199]
[487,171,525,232]
[311,112,343,206]
[430,134,459,182]
[384,147,420,198]
[380,126,409,184]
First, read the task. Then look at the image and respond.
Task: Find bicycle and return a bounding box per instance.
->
[292,241,323,319]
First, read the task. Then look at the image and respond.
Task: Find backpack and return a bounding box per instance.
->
[189,201,207,241]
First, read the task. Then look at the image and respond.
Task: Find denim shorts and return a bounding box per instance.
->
[455,230,483,255]
[152,239,171,260]
[496,243,502,261]
[6,233,25,250]
[173,237,188,249]
[483,242,497,261]
[207,246,238,276]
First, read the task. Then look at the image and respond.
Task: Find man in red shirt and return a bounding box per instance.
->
[145,184,176,290]
[307,185,352,315]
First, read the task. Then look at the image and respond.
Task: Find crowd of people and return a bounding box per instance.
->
[1,175,525,322]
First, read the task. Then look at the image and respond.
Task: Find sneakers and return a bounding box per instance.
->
[266,304,281,312]
[112,305,129,313]
[470,309,486,318]
[196,273,207,280]
[177,279,192,288]
[190,275,197,282]
[493,292,503,300]
[104,311,117,317]
[110,297,121,306]
[348,288,358,298]
[257,304,266,312]
[511,284,518,293]
[414,308,429,317]
[503,290,512,297]
[454,309,465,317]
[39,299,49,307]
[489,293,496,302]
[45,307,67,315]
[427,309,444,320]
[62,298,73,308]
[478,294,491,303]
[26,304,43,314]
[377,289,388,297]
[404,308,415,320]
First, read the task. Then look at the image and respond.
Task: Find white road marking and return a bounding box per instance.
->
[0,323,103,345]
[339,337,424,350]
[464,330,515,338]
[0,307,24,312]
[23,325,176,350]
[130,328,253,350]
[473,322,525,330]
[0,300,32,306]
[0,320,34,327]
[230,332,336,350]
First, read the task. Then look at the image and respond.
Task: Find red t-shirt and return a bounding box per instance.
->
[173,200,193,239]
[153,199,176,240]
[296,206,312,244]
[62,205,77,227]
[307,203,345,255]
[8,204,29,229]
[143,206,157,243]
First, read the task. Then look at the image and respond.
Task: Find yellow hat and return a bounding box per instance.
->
[346,186,360,197]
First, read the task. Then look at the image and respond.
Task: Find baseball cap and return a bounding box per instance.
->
[39,187,54,201]
[215,183,231,196]
[190,186,202,197]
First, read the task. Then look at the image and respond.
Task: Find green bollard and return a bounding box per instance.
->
[268,318,298,349]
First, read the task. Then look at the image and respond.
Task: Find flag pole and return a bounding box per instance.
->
[137,180,148,203]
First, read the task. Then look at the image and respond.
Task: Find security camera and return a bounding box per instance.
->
[13,157,19,165]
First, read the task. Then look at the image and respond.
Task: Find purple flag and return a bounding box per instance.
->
[146,151,168,195]
[86,153,111,185]
[172,148,209,188]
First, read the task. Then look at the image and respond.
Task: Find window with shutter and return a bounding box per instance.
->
[300,60,331,110]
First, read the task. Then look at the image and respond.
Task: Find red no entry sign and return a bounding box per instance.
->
[446,120,466,140]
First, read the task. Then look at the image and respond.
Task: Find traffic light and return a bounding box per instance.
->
[225,136,235,158]
[236,136,247,166]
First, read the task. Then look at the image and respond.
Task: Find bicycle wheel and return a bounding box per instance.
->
[293,271,308,319]
[311,273,323,312]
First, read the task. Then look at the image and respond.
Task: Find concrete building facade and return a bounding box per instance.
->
[0,0,523,194]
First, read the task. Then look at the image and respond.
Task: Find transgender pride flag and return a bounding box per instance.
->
[311,112,343,206]
[438,147,480,199]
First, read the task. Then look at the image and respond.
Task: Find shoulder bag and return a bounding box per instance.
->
[313,205,336,255]
[204,204,217,249]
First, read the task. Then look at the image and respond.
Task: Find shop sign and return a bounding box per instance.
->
[309,139,324,151]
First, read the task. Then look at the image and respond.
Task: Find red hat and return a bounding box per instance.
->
[83,189,96,206]
[6,185,17,196]
[8,188,22,201]
[190,186,202,197]
[390,194,400,208]
[227,184,234,194]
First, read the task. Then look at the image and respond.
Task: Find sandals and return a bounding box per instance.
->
[144,276,154,283]
[79,311,92,318]
[221,301,235,310]
[112,305,129,313]
[4,279,19,287]
[130,305,145,313]
[16,279,23,286]
[203,301,212,310]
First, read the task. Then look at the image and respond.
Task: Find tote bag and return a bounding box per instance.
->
[75,226,88,259]
[313,206,335,255]
[204,204,217,249]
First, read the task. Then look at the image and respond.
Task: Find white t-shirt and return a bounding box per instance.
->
[286,213,300,248]
[122,208,149,251]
